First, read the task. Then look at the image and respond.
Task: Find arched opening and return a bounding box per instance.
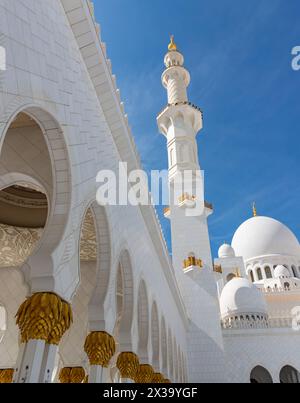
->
[291,265,298,278]
[249,270,254,283]
[151,302,160,370]
[0,108,70,372]
[160,317,168,376]
[250,366,273,383]
[86,203,111,330]
[114,251,135,352]
[280,365,300,383]
[0,108,71,254]
[265,266,272,279]
[59,207,99,368]
[0,107,72,310]
[167,330,174,381]
[176,344,182,383]
[0,112,52,269]
[115,266,124,337]
[137,280,149,362]
[173,339,178,382]
[256,268,263,281]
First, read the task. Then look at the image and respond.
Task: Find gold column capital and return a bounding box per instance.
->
[116,352,139,380]
[84,331,116,367]
[15,292,73,345]
[69,367,85,384]
[59,367,85,383]
[0,369,14,383]
[58,367,71,383]
[134,364,154,383]
[152,372,164,383]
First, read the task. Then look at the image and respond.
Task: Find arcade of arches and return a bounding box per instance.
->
[0,111,186,383]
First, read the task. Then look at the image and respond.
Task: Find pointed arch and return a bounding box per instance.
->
[280,365,300,383]
[114,250,135,351]
[173,337,179,382]
[137,279,150,362]
[86,202,112,330]
[250,366,273,383]
[167,329,174,381]
[160,316,168,375]
[151,301,160,370]
[0,106,73,295]
[0,106,72,255]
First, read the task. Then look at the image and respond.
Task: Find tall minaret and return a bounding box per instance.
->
[157,37,228,383]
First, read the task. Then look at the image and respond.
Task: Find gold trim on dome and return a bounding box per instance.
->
[252,202,257,217]
[16,292,73,345]
[84,331,116,367]
[168,35,177,52]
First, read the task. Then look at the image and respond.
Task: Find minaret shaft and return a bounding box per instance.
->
[157,37,228,383]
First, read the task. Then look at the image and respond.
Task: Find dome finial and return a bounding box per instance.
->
[168,35,177,52]
[252,202,257,217]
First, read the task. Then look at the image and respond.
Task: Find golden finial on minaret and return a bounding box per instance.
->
[168,35,177,52]
[252,202,257,217]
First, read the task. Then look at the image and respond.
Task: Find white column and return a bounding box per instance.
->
[89,365,109,383]
[120,378,134,383]
[13,343,26,383]
[39,344,58,383]
[14,340,46,383]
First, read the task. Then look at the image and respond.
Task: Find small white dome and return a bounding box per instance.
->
[220,277,267,318]
[232,216,300,261]
[274,265,290,279]
[218,243,235,258]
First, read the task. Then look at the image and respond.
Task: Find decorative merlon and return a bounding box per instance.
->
[183,255,203,270]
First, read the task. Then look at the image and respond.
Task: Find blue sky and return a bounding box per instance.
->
[94,0,300,258]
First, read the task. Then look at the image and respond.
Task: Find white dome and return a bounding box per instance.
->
[232,216,300,261]
[220,277,267,318]
[218,243,235,258]
[274,265,290,279]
